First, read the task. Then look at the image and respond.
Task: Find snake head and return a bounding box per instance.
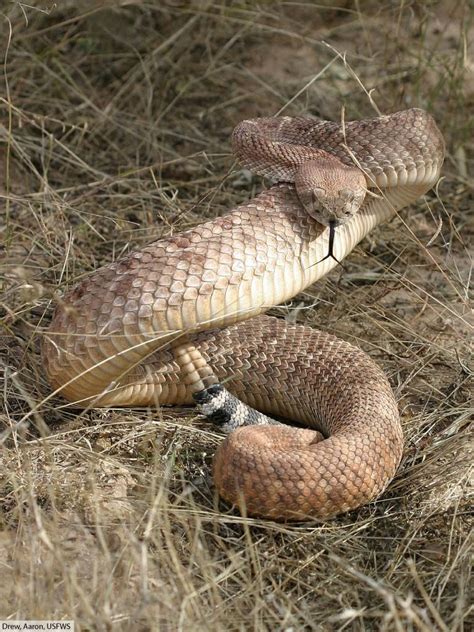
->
[295,160,367,227]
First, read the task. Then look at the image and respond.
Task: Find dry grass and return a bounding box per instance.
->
[1,1,472,630]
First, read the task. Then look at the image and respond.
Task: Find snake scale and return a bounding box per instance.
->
[43,108,444,520]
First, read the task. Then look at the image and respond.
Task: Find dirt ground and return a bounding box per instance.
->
[0,1,472,631]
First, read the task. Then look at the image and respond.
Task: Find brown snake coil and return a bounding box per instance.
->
[43,108,444,520]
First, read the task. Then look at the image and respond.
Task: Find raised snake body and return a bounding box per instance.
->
[43,108,444,520]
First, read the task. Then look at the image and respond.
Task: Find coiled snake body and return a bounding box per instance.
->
[43,108,444,520]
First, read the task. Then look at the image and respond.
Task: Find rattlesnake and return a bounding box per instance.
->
[43,108,444,520]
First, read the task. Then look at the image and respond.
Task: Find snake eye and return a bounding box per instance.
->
[312,187,326,199]
[311,190,324,208]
